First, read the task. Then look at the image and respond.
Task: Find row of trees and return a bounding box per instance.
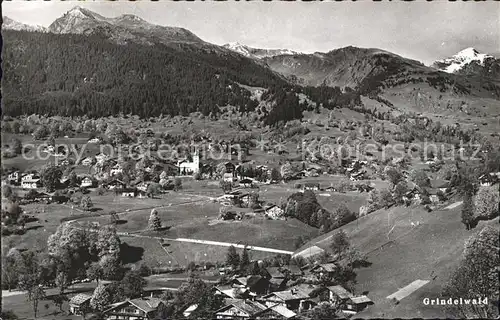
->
[283,190,357,233]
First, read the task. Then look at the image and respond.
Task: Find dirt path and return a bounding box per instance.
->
[445,201,463,210]
[117,233,294,255]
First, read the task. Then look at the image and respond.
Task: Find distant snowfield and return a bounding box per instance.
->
[386,279,430,301]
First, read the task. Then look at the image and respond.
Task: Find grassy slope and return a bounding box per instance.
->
[297,202,499,318]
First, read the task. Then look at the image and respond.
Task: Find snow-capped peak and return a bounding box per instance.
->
[223,42,303,59]
[434,47,493,73]
[2,16,47,32]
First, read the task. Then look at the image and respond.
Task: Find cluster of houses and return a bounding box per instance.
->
[67,263,373,320]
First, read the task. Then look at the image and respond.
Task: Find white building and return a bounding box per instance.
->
[177,153,200,175]
[80,177,94,188]
[81,157,93,166]
[265,205,285,220]
[21,173,41,189]
[110,164,123,176]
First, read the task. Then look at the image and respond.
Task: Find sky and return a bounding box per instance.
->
[3,0,499,65]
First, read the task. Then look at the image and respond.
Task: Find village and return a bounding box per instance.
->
[2,114,499,320]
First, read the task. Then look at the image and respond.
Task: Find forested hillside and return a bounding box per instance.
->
[2,30,286,118]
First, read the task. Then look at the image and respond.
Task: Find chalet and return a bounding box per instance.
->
[68,293,92,315]
[110,164,124,176]
[81,157,94,166]
[350,171,366,182]
[345,295,374,313]
[80,177,95,188]
[177,153,200,175]
[7,171,21,184]
[269,278,288,292]
[87,137,101,144]
[427,188,441,203]
[134,181,150,193]
[479,173,499,186]
[105,179,126,190]
[182,304,198,318]
[214,299,268,319]
[240,178,254,188]
[233,275,270,296]
[224,161,237,173]
[325,285,373,313]
[326,285,354,304]
[261,288,312,311]
[430,179,450,192]
[214,285,250,299]
[119,188,137,198]
[21,173,41,189]
[219,210,243,221]
[95,153,110,164]
[223,172,236,182]
[281,265,303,278]
[310,263,338,278]
[264,204,285,220]
[102,297,165,320]
[239,193,251,207]
[265,267,287,280]
[302,182,320,191]
[137,189,148,199]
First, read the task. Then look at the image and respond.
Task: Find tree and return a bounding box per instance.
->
[11,138,22,155]
[1,310,19,320]
[109,211,119,224]
[86,262,103,284]
[68,172,79,188]
[443,226,499,318]
[120,271,147,298]
[146,183,161,198]
[52,294,68,313]
[40,165,63,192]
[79,196,93,211]
[280,163,294,181]
[174,177,182,191]
[270,168,281,182]
[148,209,162,230]
[330,230,350,258]
[474,186,500,219]
[393,181,409,204]
[2,254,19,291]
[219,180,232,193]
[90,283,112,311]
[461,192,475,230]
[55,271,69,294]
[17,251,46,319]
[308,302,338,320]
[226,246,240,270]
[29,286,46,319]
[97,225,121,261]
[411,170,430,189]
[240,246,250,270]
[33,125,49,140]
[2,185,15,201]
[385,166,403,187]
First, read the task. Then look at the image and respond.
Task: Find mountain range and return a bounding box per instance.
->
[2,7,500,119]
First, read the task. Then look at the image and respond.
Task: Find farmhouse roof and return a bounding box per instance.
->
[327,285,354,299]
[69,293,92,305]
[268,304,296,319]
[265,267,286,279]
[215,299,267,316]
[350,295,373,304]
[430,179,449,189]
[311,263,338,272]
[264,289,310,301]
